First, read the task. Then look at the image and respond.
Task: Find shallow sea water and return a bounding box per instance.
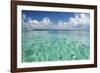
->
[22,30,90,62]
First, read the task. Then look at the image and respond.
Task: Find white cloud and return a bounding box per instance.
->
[30,20,40,28]
[40,17,52,26]
[32,20,40,25]
[22,13,26,19]
[79,13,90,25]
[69,13,90,28]
[57,21,68,29]
[22,13,90,30]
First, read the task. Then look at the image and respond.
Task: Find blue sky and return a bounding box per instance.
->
[22,10,75,24]
[22,10,90,30]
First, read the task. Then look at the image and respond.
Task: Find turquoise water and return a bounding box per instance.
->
[22,30,90,62]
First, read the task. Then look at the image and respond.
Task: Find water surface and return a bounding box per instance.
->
[22,30,90,62]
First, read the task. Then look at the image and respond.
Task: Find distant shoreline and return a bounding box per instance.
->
[23,29,89,31]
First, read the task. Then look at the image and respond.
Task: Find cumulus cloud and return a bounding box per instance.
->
[22,13,90,30]
[40,17,52,25]
[69,13,90,28]
[56,21,68,29]
[22,14,26,19]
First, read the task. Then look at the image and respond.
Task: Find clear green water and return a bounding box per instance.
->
[22,30,90,62]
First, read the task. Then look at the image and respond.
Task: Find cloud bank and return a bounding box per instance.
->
[22,13,90,31]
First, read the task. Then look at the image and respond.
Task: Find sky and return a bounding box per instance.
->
[22,10,90,30]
